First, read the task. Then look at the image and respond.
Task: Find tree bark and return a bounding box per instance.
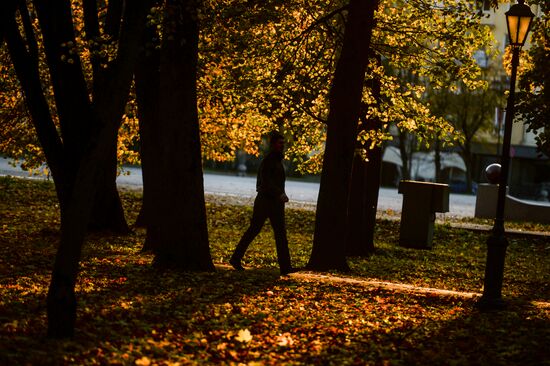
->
[1,0,65,202]
[45,0,153,337]
[462,142,473,194]
[434,137,442,183]
[4,0,151,338]
[33,0,128,232]
[33,0,94,171]
[345,146,382,256]
[135,11,161,239]
[398,130,412,181]
[346,63,382,257]
[88,140,130,233]
[82,0,101,89]
[307,0,379,271]
[149,0,215,271]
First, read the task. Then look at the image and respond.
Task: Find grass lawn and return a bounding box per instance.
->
[1,176,549,365]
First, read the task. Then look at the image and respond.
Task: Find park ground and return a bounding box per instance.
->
[1,176,549,365]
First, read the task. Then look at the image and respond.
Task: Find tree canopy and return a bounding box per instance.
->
[197,0,492,173]
[2,0,494,175]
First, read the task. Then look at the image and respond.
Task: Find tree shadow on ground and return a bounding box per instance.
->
[396,299,550,365]
[1,255,283,365]
[2,177,549,365]
[283,289,550,365]
[350,221,550,303]
[2,254,549,365]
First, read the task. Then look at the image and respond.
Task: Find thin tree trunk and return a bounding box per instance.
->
[398,130,412,181]
[86,0,128,233]
[346,64,382,257]
[88,140,130,233]
[33,0,94,168]
[463,143,473,194]
[362,144,382,243]
[1,1,65,202]
[307,0,379,271]
[135,11,161,237]
[32,0,92,205]
[434,138,442,183]
[346,147,382,256]
[82,0,101,92]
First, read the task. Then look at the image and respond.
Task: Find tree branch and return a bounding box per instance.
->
[82,0,101,98]
[292,4,349,42]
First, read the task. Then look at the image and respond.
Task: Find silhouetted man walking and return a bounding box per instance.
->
[229,132,295,275]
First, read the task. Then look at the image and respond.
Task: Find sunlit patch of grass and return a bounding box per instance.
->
[457,215,550,233]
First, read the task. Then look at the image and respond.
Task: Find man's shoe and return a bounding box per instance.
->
[280,267,299,276]
[229,258,245,271]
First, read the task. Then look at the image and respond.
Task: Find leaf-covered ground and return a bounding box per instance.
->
[1,176,549,365]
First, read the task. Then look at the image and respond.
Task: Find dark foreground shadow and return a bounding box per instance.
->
[2,255,549,365]
[0,256,282,365]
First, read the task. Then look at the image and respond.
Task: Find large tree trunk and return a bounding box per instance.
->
[307,0,379,271]
[45,0,152,338]
[149,0,214,271]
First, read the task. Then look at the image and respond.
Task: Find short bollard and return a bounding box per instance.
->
[398,180,450,249]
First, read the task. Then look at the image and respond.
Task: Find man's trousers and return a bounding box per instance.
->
[231,194,291,272]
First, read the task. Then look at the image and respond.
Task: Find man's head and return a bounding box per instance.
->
[269,131,285,153]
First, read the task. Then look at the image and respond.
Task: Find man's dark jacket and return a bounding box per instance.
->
[256,151,285,199]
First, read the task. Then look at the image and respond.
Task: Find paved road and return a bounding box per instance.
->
[0,157,476,217]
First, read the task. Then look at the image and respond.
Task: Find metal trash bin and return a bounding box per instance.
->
[398,180,449,249]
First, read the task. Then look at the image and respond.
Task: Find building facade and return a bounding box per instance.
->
[475,1,549,200]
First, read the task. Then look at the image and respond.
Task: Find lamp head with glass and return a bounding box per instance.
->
[505,0,535,48]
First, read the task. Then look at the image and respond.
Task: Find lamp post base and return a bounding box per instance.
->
[476,225,509,311]
[475,295,507,312]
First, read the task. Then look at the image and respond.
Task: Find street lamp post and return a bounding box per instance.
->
[477,0,534,310]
